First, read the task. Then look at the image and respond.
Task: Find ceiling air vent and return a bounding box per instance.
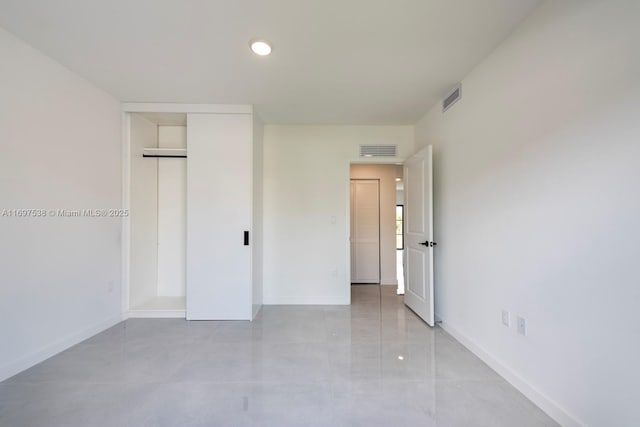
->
[443,83,462,112]
[359,145,398,158]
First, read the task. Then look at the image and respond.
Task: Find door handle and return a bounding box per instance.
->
[419,241,437,247]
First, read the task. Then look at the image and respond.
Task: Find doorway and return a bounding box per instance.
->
[349,164,404,292]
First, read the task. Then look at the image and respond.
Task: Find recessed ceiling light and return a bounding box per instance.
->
[250,40,272,56]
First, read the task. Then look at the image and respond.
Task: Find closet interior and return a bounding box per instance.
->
[128,112,188,317]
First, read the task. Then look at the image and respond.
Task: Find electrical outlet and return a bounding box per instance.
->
[501,310,510,327]
[517,316,527,336]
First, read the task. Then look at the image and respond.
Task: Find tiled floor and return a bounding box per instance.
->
[0,285,558,426]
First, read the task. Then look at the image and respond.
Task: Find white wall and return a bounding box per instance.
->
[415,1,640,425]
[129,114,158,307]
[350,164,398,285]
[252,114,264,317]
[0,28,122,381]
[263,126,413,304]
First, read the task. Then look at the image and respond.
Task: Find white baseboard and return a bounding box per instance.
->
[263,295,349,305]
[0,313,124,383]
[437,317,584,427]
[127,309,186,318]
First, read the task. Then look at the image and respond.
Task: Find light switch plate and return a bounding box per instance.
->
[517,316,527,336]
[501,310,510,327]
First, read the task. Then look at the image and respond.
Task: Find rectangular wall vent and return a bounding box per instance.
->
[359,145,398,157]
[443,83,462,112]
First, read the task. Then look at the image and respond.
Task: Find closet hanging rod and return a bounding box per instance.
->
[142,147,187,158]
[142,154,187,158]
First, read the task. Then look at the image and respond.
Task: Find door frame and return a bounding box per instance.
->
[345,159,408,301]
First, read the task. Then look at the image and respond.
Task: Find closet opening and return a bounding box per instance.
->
[127,112,187,317]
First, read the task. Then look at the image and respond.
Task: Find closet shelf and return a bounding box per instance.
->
[143,148,187,158]
[129,296,186,318]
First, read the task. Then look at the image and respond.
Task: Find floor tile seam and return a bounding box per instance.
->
[142,379,335,387]
[179,339,331,347]
[0,380,142,386]
[326,338,438,345]
[1,379,336,387]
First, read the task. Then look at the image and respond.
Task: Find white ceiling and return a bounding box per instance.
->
[0,0,541,124]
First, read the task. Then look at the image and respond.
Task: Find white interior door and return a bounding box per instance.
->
[404,146,435,326]
[186,113,252,320]
[350,179,380,283]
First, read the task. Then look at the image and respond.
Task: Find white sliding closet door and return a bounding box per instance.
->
[186,113,252,320]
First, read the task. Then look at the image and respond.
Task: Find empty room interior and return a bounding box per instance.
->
[0,1,639,426]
